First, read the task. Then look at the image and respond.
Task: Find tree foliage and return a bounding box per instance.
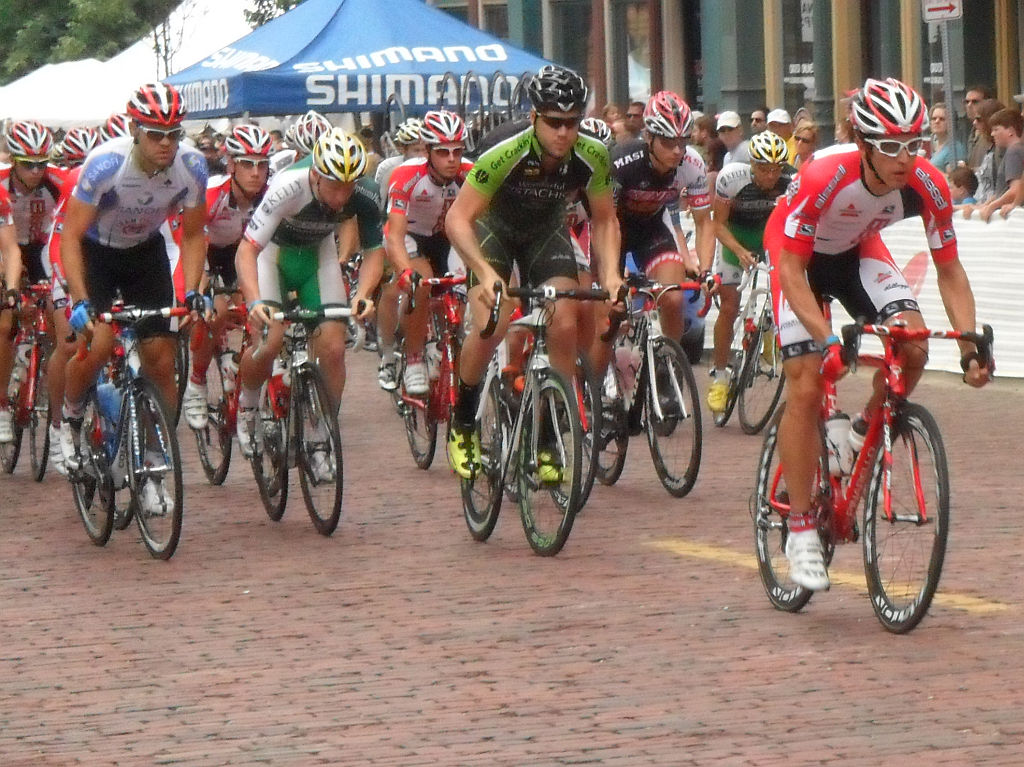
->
[245,0,308,28]
[0,0,180,85]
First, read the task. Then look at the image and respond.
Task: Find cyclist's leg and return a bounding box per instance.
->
[237,243,286,400]
[522,224,582,381]
[711,256,744,372]
[305,235,349,410]
[646,255,690,341]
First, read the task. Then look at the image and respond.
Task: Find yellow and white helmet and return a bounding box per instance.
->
[312,128,367,182]
[748,130,789,164]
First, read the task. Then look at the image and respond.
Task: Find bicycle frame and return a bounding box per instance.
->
[401,275,465,422]
[12,283,52,428]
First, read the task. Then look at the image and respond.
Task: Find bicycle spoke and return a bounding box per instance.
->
[296,367,343,536]
[645,338,702,497]
[131,381,184,559]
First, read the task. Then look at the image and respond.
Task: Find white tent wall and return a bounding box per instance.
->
[0,0,253,129]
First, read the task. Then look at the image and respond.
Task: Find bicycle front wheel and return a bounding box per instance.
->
[70,396,115,547]
[172,328,190,426]
[130,379,184,560]
[295,365,343,536]
[193,353,232,485]
[738,319,785,435]
[28,349,51,482]
[251,381,289,521]
[645,337,702,497]
[0,394,23,473]
[594,362,628,486]
[461,375,504,541]
[751,404,814,612]
[516,369,582,556]
[403,395,438,470]
[863,403,950,633]
[575,356,600,510]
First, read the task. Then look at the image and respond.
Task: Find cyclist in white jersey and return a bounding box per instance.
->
[60,84,209,508]
[374,117,427,203]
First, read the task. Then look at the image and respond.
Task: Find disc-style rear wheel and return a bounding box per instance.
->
[863,403,949,633]
[295,366,344,536]
[645,338,702,497]
[130,379,184,560]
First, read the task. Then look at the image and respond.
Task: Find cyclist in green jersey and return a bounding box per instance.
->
[707,131,792,413]
[443,65,623,479]
[234,129,381,457]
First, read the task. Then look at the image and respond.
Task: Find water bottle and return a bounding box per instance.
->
[10,342,29,391]
[96,381,122,425]
[220,350,238,393]
[825,412,854,477]
[614,343,642,404]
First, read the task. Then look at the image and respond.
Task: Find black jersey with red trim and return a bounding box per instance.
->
[610,139,710,224]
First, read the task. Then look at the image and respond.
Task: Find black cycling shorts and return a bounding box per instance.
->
[469,213,578,289]
[207,242,238,288]
[84,234,175,338]
[22,242,48,284]
[409,232,453,278]
[619,215,680,273]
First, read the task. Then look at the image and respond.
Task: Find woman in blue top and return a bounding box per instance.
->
[929,103,966,173]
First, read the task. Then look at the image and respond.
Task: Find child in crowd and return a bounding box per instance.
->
[949,166,979,205]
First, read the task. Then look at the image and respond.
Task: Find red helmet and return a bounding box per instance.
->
[6,120,54,158]
[420,110,467,146]
[102,113,132,141]
[850,78,929,136]
[60,127,101,165]
[224,125,273,157]
[126,82,186,127]
[643,91,693,139]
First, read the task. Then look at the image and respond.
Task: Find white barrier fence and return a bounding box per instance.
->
[693,209,1023,378]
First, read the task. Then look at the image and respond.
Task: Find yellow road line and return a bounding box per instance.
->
[648,538,1009,614]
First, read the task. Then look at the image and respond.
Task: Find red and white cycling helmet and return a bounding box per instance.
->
[420,110,467,146]
[126,82,186,127]
[102,113,132,141]
[292,110,333,154]
[223,124,273,157]
[850,77,929,136]
[643,91,693,139]
[579,117,613,147]
[60,126,101,165]
[6,120,54,158]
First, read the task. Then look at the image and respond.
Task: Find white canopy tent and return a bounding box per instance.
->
[0,0,253,128]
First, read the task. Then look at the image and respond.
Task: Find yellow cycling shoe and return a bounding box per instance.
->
[706,379,730,414]
[537,449,564,485]
[447,425,481,480]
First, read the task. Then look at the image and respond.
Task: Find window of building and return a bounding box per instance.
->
[780,0,815,112]
[548,0,593,84]
[482,3,509,39]
[611,0,654,104]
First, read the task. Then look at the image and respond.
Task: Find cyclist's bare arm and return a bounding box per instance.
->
[337,218,359,264]
[60,196,99,304]
[385,209,415,274]
[180,203,207,294]
[235,238,261,306]
[777,247,831,346]
[0,223,22,289]
[711,197,756,268]
[934,256,989,387]
[585,187,623,298]
[445,183,502,306]
[353,245,384,317]
[691,206,716,275]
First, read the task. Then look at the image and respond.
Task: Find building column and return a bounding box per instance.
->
[702,0,765,115]
[507,0,543,53]
[811,0,833,141]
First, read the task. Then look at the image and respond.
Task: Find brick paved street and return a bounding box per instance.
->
[2,351,1022,765]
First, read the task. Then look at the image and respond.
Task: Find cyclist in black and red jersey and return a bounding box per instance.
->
[180,124,272,430]
[764,78,991,591]
[383,110,472,395]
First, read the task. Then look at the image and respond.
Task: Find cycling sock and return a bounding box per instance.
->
[190,371,207,385]
[788,512,817,533]
[238,386,259,409]
[62,398,85,420]
[453,378,480,429]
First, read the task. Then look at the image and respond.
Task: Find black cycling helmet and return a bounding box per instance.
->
[527,65,588,114]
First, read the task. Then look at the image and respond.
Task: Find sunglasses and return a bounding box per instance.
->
[794,135,814,144]
[141,127,185,142]
[16,159,48,170]
[431,146,464,157]
[964,98,981,104]
[537,114,581,130]
[864,136,925,157]
[626,112,643,118]
[234,158,269,169]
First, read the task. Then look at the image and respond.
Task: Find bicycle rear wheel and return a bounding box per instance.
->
[516,369,582,556]
[575,357,600,509]
[752,404,814,612]
[28,350,50,482]
[461,375,505,541]
[738,318,785,436]
[70,396,115,546]
[130,379,184,559]
[594,363,629,486]
[295,365,343,536]
[193,353,232,485]
[172,329,189,426]
[251,382,289,521]
[403,396,438,470]
[0,391,22,473]
[863,403,949,633]
[645,337,702,497]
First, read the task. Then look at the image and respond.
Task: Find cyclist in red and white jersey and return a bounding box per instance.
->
[39,126,101,471]
[0,184,24,443]
[270,110,331,176]
[180,124,272,430]
[381,110,473,394]
[764,78,990,591]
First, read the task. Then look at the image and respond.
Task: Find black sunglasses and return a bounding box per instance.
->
[16,159,48,170]
[538,114,581,130]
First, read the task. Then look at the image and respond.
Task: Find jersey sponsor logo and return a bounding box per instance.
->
[612,150,644,169]
[814,165,847,209]
[785,177,801,203]
[488,138,531,171]
[796,222,815,238]
[392,198,408,211]
[875,271,893,283]
[138,194,154,206]
[262,178,303,211]
[914,166,948,210]
[474,169,490,185]
[839,203,859,217]
[939,226,955,244]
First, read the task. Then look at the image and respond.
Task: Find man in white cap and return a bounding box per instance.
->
[767,108,796,163]
[716,110,749,165]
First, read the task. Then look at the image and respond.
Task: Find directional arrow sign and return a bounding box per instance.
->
[922,0,962,22]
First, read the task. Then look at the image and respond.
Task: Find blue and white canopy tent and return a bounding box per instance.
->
[166,0,551,119]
